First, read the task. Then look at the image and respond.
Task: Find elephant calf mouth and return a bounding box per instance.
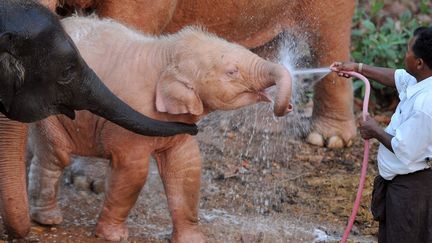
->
[257,91,272,103]
[258,88,294,116]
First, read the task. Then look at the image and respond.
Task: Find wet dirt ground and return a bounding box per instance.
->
[0,97,384,242]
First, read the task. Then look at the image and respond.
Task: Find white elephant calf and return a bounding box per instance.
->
[28,16,293,242]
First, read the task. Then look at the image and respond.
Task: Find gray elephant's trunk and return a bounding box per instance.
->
[256,60,293,116]
[75,68,198,136]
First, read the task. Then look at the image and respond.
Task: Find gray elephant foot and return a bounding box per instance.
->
[31,206,63,225]
[95,221,129,241]
[306,118,356,148]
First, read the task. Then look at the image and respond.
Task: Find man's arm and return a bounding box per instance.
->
[372,127,394,152]
[359,64,396,88]
[330,62,396,88]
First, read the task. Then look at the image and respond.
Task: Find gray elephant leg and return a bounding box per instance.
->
[28,153,69,225]
[154,137,204,243]
[95,155,149,241]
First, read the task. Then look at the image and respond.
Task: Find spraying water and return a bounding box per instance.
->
[292,67,331,78]
[194,32,323,223]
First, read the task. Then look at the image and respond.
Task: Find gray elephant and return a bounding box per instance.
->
[0,0,197,239]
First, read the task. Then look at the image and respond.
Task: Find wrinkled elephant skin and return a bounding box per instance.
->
[0,115,29,238]
[28,17,293,242]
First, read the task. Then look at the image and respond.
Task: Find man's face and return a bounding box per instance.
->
[404,37,419,76]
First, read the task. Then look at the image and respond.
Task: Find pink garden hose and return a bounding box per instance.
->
[339,71,371,243]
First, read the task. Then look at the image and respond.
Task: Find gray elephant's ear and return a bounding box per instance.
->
[0,32,14,54]
[0,32,24,112]
[155,66,204,116]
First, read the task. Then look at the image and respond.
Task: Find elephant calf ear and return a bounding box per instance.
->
[156,68,204,116]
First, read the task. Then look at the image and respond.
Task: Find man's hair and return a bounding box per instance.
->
[412,26,432,69]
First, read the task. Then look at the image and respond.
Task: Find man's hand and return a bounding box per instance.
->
[330,61,359,78]
[358,114,394,152]
[358,115,381,140]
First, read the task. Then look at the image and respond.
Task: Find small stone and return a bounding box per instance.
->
[31,226,45,233]
[226,131,236,139]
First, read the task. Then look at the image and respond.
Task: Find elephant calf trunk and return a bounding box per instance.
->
[258,61,293,116]
[273,64,293,116]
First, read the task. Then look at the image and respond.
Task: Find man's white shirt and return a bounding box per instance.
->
[378,69,432,180]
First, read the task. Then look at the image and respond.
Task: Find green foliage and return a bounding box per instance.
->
[419,0,432,14]
[351,0,431,103]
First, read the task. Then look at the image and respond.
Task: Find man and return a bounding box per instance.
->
[331,26,432,243]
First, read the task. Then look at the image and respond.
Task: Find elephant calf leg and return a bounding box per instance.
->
[95,157,149,241]
[155,138,205,243]
[29,156,67,225]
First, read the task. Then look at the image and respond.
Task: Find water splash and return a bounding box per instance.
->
[199,30,319,169]
[196,29,326,229]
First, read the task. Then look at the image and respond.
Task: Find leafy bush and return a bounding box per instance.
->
[351,0,432,106]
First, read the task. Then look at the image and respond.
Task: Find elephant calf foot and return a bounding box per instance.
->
[95,221,128,241]
[172,227,205,243]
[30,206,63,225]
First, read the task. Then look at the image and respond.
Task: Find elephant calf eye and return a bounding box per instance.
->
[226,68,239,77]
